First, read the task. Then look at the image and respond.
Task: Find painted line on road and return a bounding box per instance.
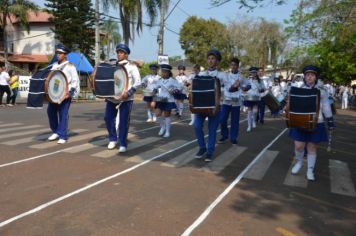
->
[329,159,356,197]
[181,128,288,236]
[0,125,43,134]
[0,118,247,227]
[0,123,23,128]
[0,119,189,168]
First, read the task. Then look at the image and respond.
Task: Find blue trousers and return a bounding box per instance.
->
[220,104,240,142]
[47,98,71,139]
[257,100,265,122]
[194,112,220,154]
[104,100,133,147]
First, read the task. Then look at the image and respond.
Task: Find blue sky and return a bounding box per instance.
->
[35,0,298,62]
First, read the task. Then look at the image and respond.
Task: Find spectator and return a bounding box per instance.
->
[0,65,12,107]
[8,70,19,106]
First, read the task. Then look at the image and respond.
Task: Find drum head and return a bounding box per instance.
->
[113,66,128,97]
[46,70,68,104]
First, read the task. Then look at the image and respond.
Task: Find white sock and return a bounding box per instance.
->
[191,114,195,121]
[147,109,152,120]
[159,116,165,130]
[165,117,171,133]
[179,103,184,115]
[247,111,252,127]
[295,149,304,163]
[307,153,317,171]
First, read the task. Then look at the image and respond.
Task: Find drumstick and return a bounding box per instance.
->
[327,130,333,152]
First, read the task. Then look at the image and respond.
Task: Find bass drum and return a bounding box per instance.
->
[45,70,69,104]
[92,63,128,103]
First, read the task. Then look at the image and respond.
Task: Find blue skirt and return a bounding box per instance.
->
[173,93,187,100]
[143,96,153,102]
[243,100,259,107]
[289,123,328,143]
[155,102,176,112]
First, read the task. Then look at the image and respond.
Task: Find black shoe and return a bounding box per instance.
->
[260,120,264,124]
[195,148,207,158]
[205,153,213,162]
[218,137,227,144]
[231,140,238,145]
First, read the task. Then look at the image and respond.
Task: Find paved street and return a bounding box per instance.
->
[0,101,355,236]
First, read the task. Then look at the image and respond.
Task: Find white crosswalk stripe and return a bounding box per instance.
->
[126,140,187,163]
[91,136,161,158]
[283,160,308,188]
[329,159,356,197]
[244,150,278,180]
[201,146,247,173]
[0,123,23,128]
[0,124,43,134]
[161,148,199,168]
[64,139,108,154]
[29,130,107,149]
[0,128,50,140]
[0,129,88,146]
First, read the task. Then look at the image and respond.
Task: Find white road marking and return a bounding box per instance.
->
[201,145,247,173]
[244,150,279,180]
[181,128,288,236]
[161,148,199,168]
[0,125,43,134]
[0,128,50,140]
[329,159,356,197]
[0,123,23,128]
[283,160,308,188]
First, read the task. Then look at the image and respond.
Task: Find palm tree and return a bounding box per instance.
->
[100,18,122,59]
[103,0,163,46]
[0,0,39,67]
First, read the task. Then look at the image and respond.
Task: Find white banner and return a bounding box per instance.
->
[18,76,31,98]
[158,55,169,65]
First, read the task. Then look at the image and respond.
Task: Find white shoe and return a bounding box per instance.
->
[119,146,127,153]
[152,116,157,122]
[247,126,251,132]
[107,141,117,150]
[252,121,256,128]
[189,120,194,126]
[158,128,165,136]
[57,139,67,144]
[306,169,315,181]
[163,131,170,138]
[291,161,303,174]
[48,133,59,141]
[146,118,153,122]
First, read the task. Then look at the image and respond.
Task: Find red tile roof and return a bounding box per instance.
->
[1,11,52,25]
[8,54,50,63]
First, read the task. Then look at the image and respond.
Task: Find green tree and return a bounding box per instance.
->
[45,0,95,59]
[179,16,232,69]
[285,0,356,84]
[100,18,121,60]
[0,0,39,67]
[103,0,164,46]
[210,0,286,10]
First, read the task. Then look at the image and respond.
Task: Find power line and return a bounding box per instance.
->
[7,32,54,42]
[164,0,184,21]
[165,26,179,35]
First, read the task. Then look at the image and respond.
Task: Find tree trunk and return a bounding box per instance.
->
[95,0,100,65]
[3,12,9,68]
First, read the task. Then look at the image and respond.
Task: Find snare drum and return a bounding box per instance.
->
[153,96,168,103]
[285,87,320,131]
[261,91,280,112]
[45,70,69,104]
[244,95,260,101]
[142,89,154,97]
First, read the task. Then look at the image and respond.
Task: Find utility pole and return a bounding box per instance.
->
[158,2,165,55]
[95,0,100,65]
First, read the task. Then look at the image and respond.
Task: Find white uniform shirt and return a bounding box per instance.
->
[0,71,10,86]
[221,71,242,106]
[119,60,141,100]
[142,74,160,92]
[51,61,80,98]
[261,76,272,90]
[154,77,180,103]
[175,74,189,94]
[324,84,335,97]
[271,83,283,97]
[241,77,264,99]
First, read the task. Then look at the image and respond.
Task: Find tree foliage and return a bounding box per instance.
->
[228,16,286,68]
[45,0,95,59]
[210,0,286,10]
[179,16,233,69]
[100,18,121,60]
[285,0,356,84]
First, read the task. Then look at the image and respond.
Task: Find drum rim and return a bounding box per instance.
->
[45,70,68,104]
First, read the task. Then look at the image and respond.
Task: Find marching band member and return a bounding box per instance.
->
[194,49,226,162]
[242,67,265,132]
[256,67,272,124]
[289,65,335,181]
[47,44,80,144]
[174,65,189,118]
[142,64,160,122]
[153,64,180,138]
[218,57,242,145]
[271,77,283,117]
[105,44,141,152]
[187,64,201,125]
